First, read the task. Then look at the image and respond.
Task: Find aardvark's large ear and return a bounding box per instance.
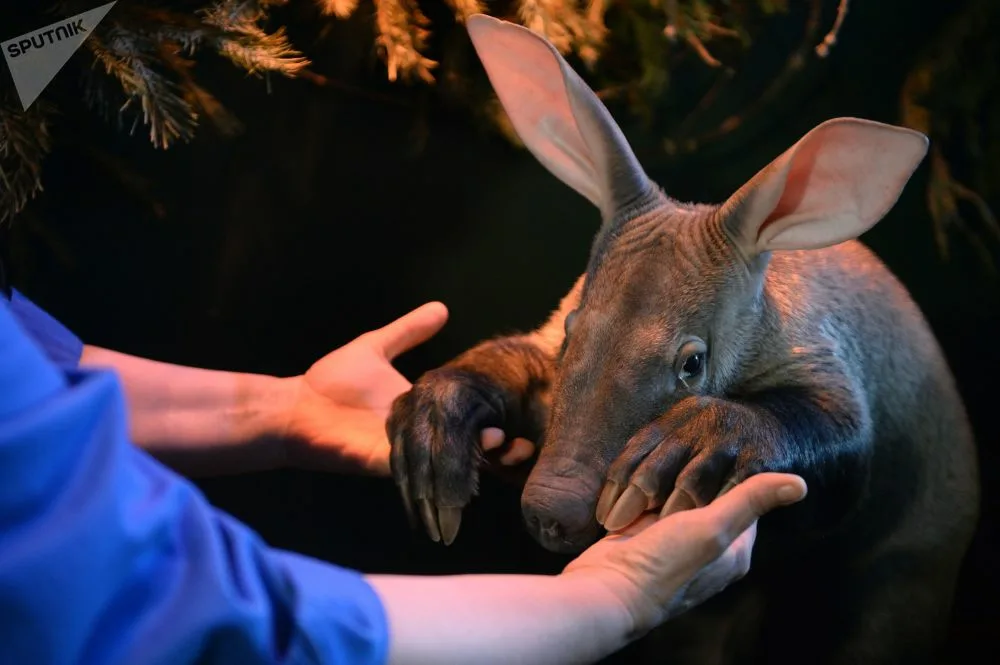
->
[719,117,929,256]
[466,14,660,223]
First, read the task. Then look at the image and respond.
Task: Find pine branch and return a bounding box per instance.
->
[517,0,587,55]
[814,0,847,58]
[157,41,245,137]
[663,0,825,156]
[0,0,315,225]
[318,0,362,19]
[0,91,55,226]
[444,0,486,23]
[85,27,201,149]
[200,1,310,76]
[372,0,437,84]
[900,0,1000,273]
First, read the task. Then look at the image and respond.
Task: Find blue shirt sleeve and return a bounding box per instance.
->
[3,288,84,370]
[0,304,389,665]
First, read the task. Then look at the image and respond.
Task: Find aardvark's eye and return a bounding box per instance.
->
[676,338,708,385]
[681,352,704,378]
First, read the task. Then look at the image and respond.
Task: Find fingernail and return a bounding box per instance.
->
[777,484,804,504]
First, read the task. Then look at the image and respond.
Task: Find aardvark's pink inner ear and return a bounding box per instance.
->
[721,117,930,254]
[465,14,657,223]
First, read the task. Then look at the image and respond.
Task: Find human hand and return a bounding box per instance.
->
[562,472,807,638]
[282,302,449,476]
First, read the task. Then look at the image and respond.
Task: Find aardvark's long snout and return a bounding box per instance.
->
[521,454,606,554]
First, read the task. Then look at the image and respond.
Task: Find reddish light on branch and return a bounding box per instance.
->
[815,0,848,58]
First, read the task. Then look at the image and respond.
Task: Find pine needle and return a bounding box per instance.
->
[373,0,437,84]
[200,1,310,77]
[517,0,585,55]
[444,0,485,22]
[86,28,200,149]
[0,93,53,225]
[318,0,361,18]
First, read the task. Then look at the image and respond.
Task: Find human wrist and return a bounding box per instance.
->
[552,571,637,652]
[233,372,302,470]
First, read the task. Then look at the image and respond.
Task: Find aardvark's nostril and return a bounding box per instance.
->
[523,505,565,540]
[539,518,563,540]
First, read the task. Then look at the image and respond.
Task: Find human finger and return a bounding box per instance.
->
[499,437,535,465]
[481,428,505,451]
[697,472,806,550]
[366,302,449,360]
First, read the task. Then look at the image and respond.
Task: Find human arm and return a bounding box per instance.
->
[77,302,459,478]
[78,344,298,476]
[7,287,530,479]
[2,287,286,476]
[81,301,540,478]
[4,287,293,476]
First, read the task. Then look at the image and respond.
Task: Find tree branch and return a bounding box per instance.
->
[815,0,848,58]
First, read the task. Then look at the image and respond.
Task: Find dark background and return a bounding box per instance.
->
[2,0,997,661]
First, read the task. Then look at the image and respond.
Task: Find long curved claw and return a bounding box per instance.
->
[398,478,417,529]
[660,487,697,518]
[387,372,505,547]
[596,481,624,526]
[438,507,463,546]
[604,484,650,532]
[419,499,441,542]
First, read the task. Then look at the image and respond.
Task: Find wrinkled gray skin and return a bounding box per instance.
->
[386,15,980,665]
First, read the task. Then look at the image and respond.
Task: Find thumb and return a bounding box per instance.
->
[698,472,807,551]
[366,301,449,360]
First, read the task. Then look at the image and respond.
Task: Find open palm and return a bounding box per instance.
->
[285,302,449,476]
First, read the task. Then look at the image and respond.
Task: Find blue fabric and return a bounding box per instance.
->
[0,302,389,665]
[3,288,84,370]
